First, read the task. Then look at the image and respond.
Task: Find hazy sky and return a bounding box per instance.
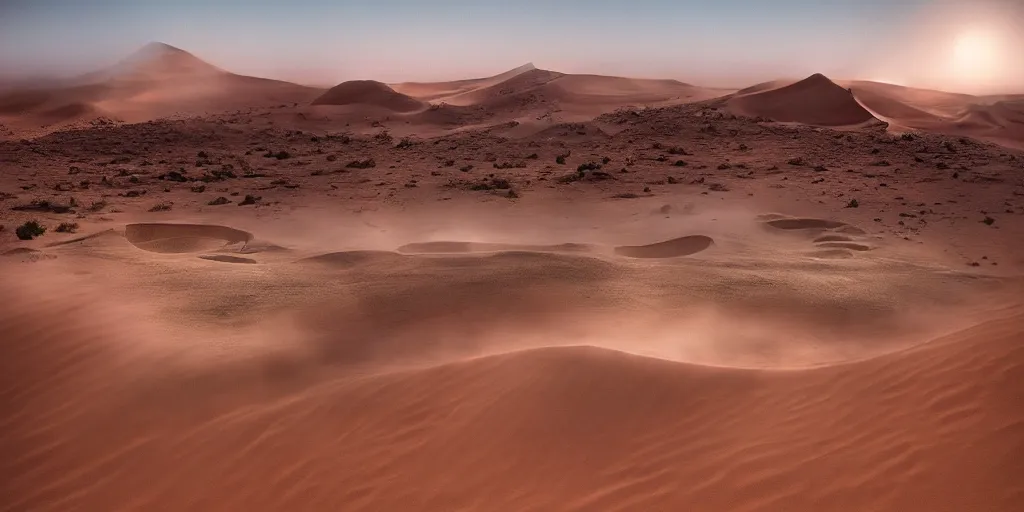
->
[2,0,1022,93]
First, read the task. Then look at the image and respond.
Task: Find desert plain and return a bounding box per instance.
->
[1,43,1023,511]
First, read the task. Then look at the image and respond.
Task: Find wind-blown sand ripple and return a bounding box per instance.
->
[297,250,410,267]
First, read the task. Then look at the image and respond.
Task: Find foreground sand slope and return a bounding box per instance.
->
[1,266,1021,511]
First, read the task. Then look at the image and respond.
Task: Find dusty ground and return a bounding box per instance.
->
[2,44,1024,512]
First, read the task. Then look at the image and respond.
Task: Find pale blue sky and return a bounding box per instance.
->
[1,0,1021,92]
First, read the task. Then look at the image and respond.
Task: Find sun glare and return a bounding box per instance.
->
[949,29,1000,84]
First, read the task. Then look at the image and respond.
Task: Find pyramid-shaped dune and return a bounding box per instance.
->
[728,73,878,126]
[311,80,425,112]
[0,42,320,127]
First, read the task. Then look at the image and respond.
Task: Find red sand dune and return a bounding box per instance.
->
[0,42,321,128]
[845,80,979,118]
[311,80,425,112]
[78,42,225,84]
[441,68,565,107]
[391,63,538,102]
[841,80,1024,147]
[1,42,1022,148]
[394,63,727,118]
[1,274,1022,510]
[727,73,879,127]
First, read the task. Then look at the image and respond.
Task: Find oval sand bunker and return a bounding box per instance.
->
[766,218,847,230]
[397,241,594,254]
[614,235,714,258]
[125,223,253,254]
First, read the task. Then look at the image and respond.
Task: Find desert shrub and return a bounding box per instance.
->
[16,221,45,240]
[55,222,78,233]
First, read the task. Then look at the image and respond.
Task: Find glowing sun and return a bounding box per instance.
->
[949,30,1001,82]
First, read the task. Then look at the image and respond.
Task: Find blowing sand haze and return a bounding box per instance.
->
[2,1,1024,510]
